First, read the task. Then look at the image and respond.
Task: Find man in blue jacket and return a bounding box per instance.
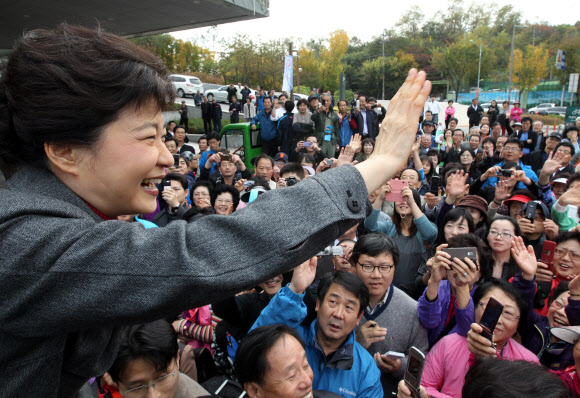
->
[482,138,539,190]
[251,259,383,398]
[251,96,278,157]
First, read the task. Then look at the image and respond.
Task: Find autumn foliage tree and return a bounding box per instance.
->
[512,45,550,95]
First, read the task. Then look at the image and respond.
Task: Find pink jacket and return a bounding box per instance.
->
[510,107,523,122]
[445,106,455,118]
[422,333,539,398]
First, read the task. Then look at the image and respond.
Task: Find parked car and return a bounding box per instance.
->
[205,85,256,104]
[168,74,204,98]
[538,106,567,117]
[528,103,556,114]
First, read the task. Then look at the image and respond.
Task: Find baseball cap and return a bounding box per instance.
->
[274,152,289,163]
[503,194,532,206]
[521,200,550,219]
[551,326,580,345]
[513,122,522,127]
[551,177,568,185]
[548,132,563,140]
[423,121,435,127]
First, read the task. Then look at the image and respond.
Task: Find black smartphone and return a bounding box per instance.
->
[525,201,538,223]
[163,180,172,191]
[479,297,504,344]
[429,175,440,195]
[404,347,426,398]
[498,169,513,177]
[172,154,180,167]
[441,247,477,262]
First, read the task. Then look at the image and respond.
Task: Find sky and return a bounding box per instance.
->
[171,0,580,51]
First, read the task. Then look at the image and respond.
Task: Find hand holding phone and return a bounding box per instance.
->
[383,179,407,203]
[441,247,477,262]
[524,201,538,223]
[478,297,503,345]
[404,347,426,398]
[303,141,312,148]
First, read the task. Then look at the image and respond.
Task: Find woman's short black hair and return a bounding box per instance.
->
[189,180,214,204]
[361,137,376,149]
[0,24,175,177]
[473,278,528,336]
[163,172,188,190]
[482,136,496,151]
[298,153,315,165]
[392,188,422,237]
[563,125,580,141]
[296,98,309,108]
[351,233,400,267]
[108,319,178,384]
[564,172,580,191]
[211,184,240,211]
[463,358,569,398]
[436,207,475,245]
[317,271,369,316]
[235,325,304,387]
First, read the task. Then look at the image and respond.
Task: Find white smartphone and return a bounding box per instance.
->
[356,99,360,109]
[384,351,405,359]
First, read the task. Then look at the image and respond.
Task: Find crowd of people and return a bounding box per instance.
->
[2,24,580,398]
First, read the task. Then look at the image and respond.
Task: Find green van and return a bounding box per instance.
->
[218,122,263,171]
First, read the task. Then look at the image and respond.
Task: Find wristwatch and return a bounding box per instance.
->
[170,203,180,214]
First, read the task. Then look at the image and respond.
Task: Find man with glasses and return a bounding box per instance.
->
[510,116,537,155]
[352,234,428,396]
[105,319,208,397]
[482,138,539,190]
[525,132,562,175]
[198,151,251,187]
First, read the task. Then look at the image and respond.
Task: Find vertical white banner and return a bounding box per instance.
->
[555,49,566,70]
[282,55,293,93]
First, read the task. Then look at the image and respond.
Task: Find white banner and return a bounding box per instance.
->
[569,73,579,93]
[555,49,566,70]
[282,55,293,93]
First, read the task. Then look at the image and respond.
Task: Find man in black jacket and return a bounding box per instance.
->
[241,84,252,103]
[524,132,561,175]
[351,95,378,139]
[510,116,538,155]
[211,98,223,132]
[153,173,190,227]
[226,83,238,104]
[201,96,212,133]
[467,98,484,128]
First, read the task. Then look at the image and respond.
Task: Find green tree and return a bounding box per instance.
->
[513,45,550,95]
[432,40,480,100]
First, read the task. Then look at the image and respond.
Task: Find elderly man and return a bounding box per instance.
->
[312,93,340,159]
[525,132,562,175]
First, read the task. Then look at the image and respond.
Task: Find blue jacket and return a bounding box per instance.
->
[251,286,383,398]
[199,149,217,175]
[251,109,277,142]
[481,160,539,190]
[338,114,355,147]
[256,95,265,112]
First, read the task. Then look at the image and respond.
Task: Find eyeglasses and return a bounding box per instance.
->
[556,148,572,155]
[215,199,233,205]
[120,360,177,397]
[356,262,394,274]
[489,230,514,240]
[401,175,418,181]
[503,147,520,152]
[478,302,520,321]
[555,248,580,262]
[193,192,210,198]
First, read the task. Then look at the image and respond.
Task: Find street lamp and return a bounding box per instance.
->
[508,24,528,103]
[381,31,386,100]
[470,40,482,98]
[292,51,300,95]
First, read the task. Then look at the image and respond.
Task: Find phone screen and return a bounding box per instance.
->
[479,297,504,341]
[404,347,425,394]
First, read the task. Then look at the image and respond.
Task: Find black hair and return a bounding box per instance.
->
[358,95,368,102]
[462,358,569,398]
[298,153,316,165]
[549,280,570,306]
[317,271,369,316]
[521,116,533,125]
[448,117,459,124]
[564,172,580,191]
[296,98,309,108]
[165,137,177,147]
[425,110,433,115]
[452,129,464,136]
[502,161,522,171]
[211,184,240,211]
[182,206,213,223]
[361,137,376,150]
[280,162,305,180]
[420,155,435,183]
[262,96,272,103]
[448,100,453,103]
[189,180,213,204]
[486,216,521,279]
[163,172,188,190]
[253,153,274,168]
[167,121,177,130]
[206,132,220,142]
[284,100,295,113]
[338,99,348,107]
[468,134,481,142]
[401,167,420,181]
[108,320,178,383]
[436,207,474,245]
[491,122,501,128]
[440,162,462,186]
[178,154,190,167]
[555,229,580,247]
[198,136,208,144]
[174,125,186,133]
[392,188,422,236]
[554,141,576,157]
[505,138,524,149]
[351,233,400,267]
[473,278,528,336]
[0,24,175,177]
[447,233,492,281]
[235,324,304,387]
[426,147,439,158]
[482,136,496,151]
[563,125,580,141]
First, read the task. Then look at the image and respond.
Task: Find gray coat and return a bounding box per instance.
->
[0,165,369,397]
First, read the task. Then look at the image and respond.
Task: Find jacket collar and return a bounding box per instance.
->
[6,165,106,223]
[308,319,354,370]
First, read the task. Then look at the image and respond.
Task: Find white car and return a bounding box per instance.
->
[168,74,204,98]
[205,85,256,104]
[528,103,556,114]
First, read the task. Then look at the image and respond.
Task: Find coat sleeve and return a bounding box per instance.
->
[414,215,438,244]
[364,207,396,237]
[250,285,306,331]
[422,338,454,398]
[396,314,429,380]
[0,165,369,337]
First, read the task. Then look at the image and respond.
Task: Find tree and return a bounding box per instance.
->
[512,45,550,95]
[432,40,480,100]
[396,6,424,40]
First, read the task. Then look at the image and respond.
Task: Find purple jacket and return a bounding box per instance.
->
[512,274,580,370]
[418,280,475,346]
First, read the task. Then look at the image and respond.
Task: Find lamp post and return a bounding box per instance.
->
[470,40,482,98]
[508,24,528,103]
[381,31,386,100]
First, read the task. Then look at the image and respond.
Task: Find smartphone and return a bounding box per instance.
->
[441,247,477,262]
[498,169,513,177]
[220,154,232,162]
[356,99,360,109]
[383,179,407,203]
[172,154,180,167]
[316,246,345,256]
[163,180,172,191]
[540,240,557,269]
[404,347,426,398]
[524,201,538,223]
[429,175,440,195]
[384,351,405,359]
[327,159,334,166]
[303,141,312,148]
[243,180,255,188]
[478,297,504,344]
